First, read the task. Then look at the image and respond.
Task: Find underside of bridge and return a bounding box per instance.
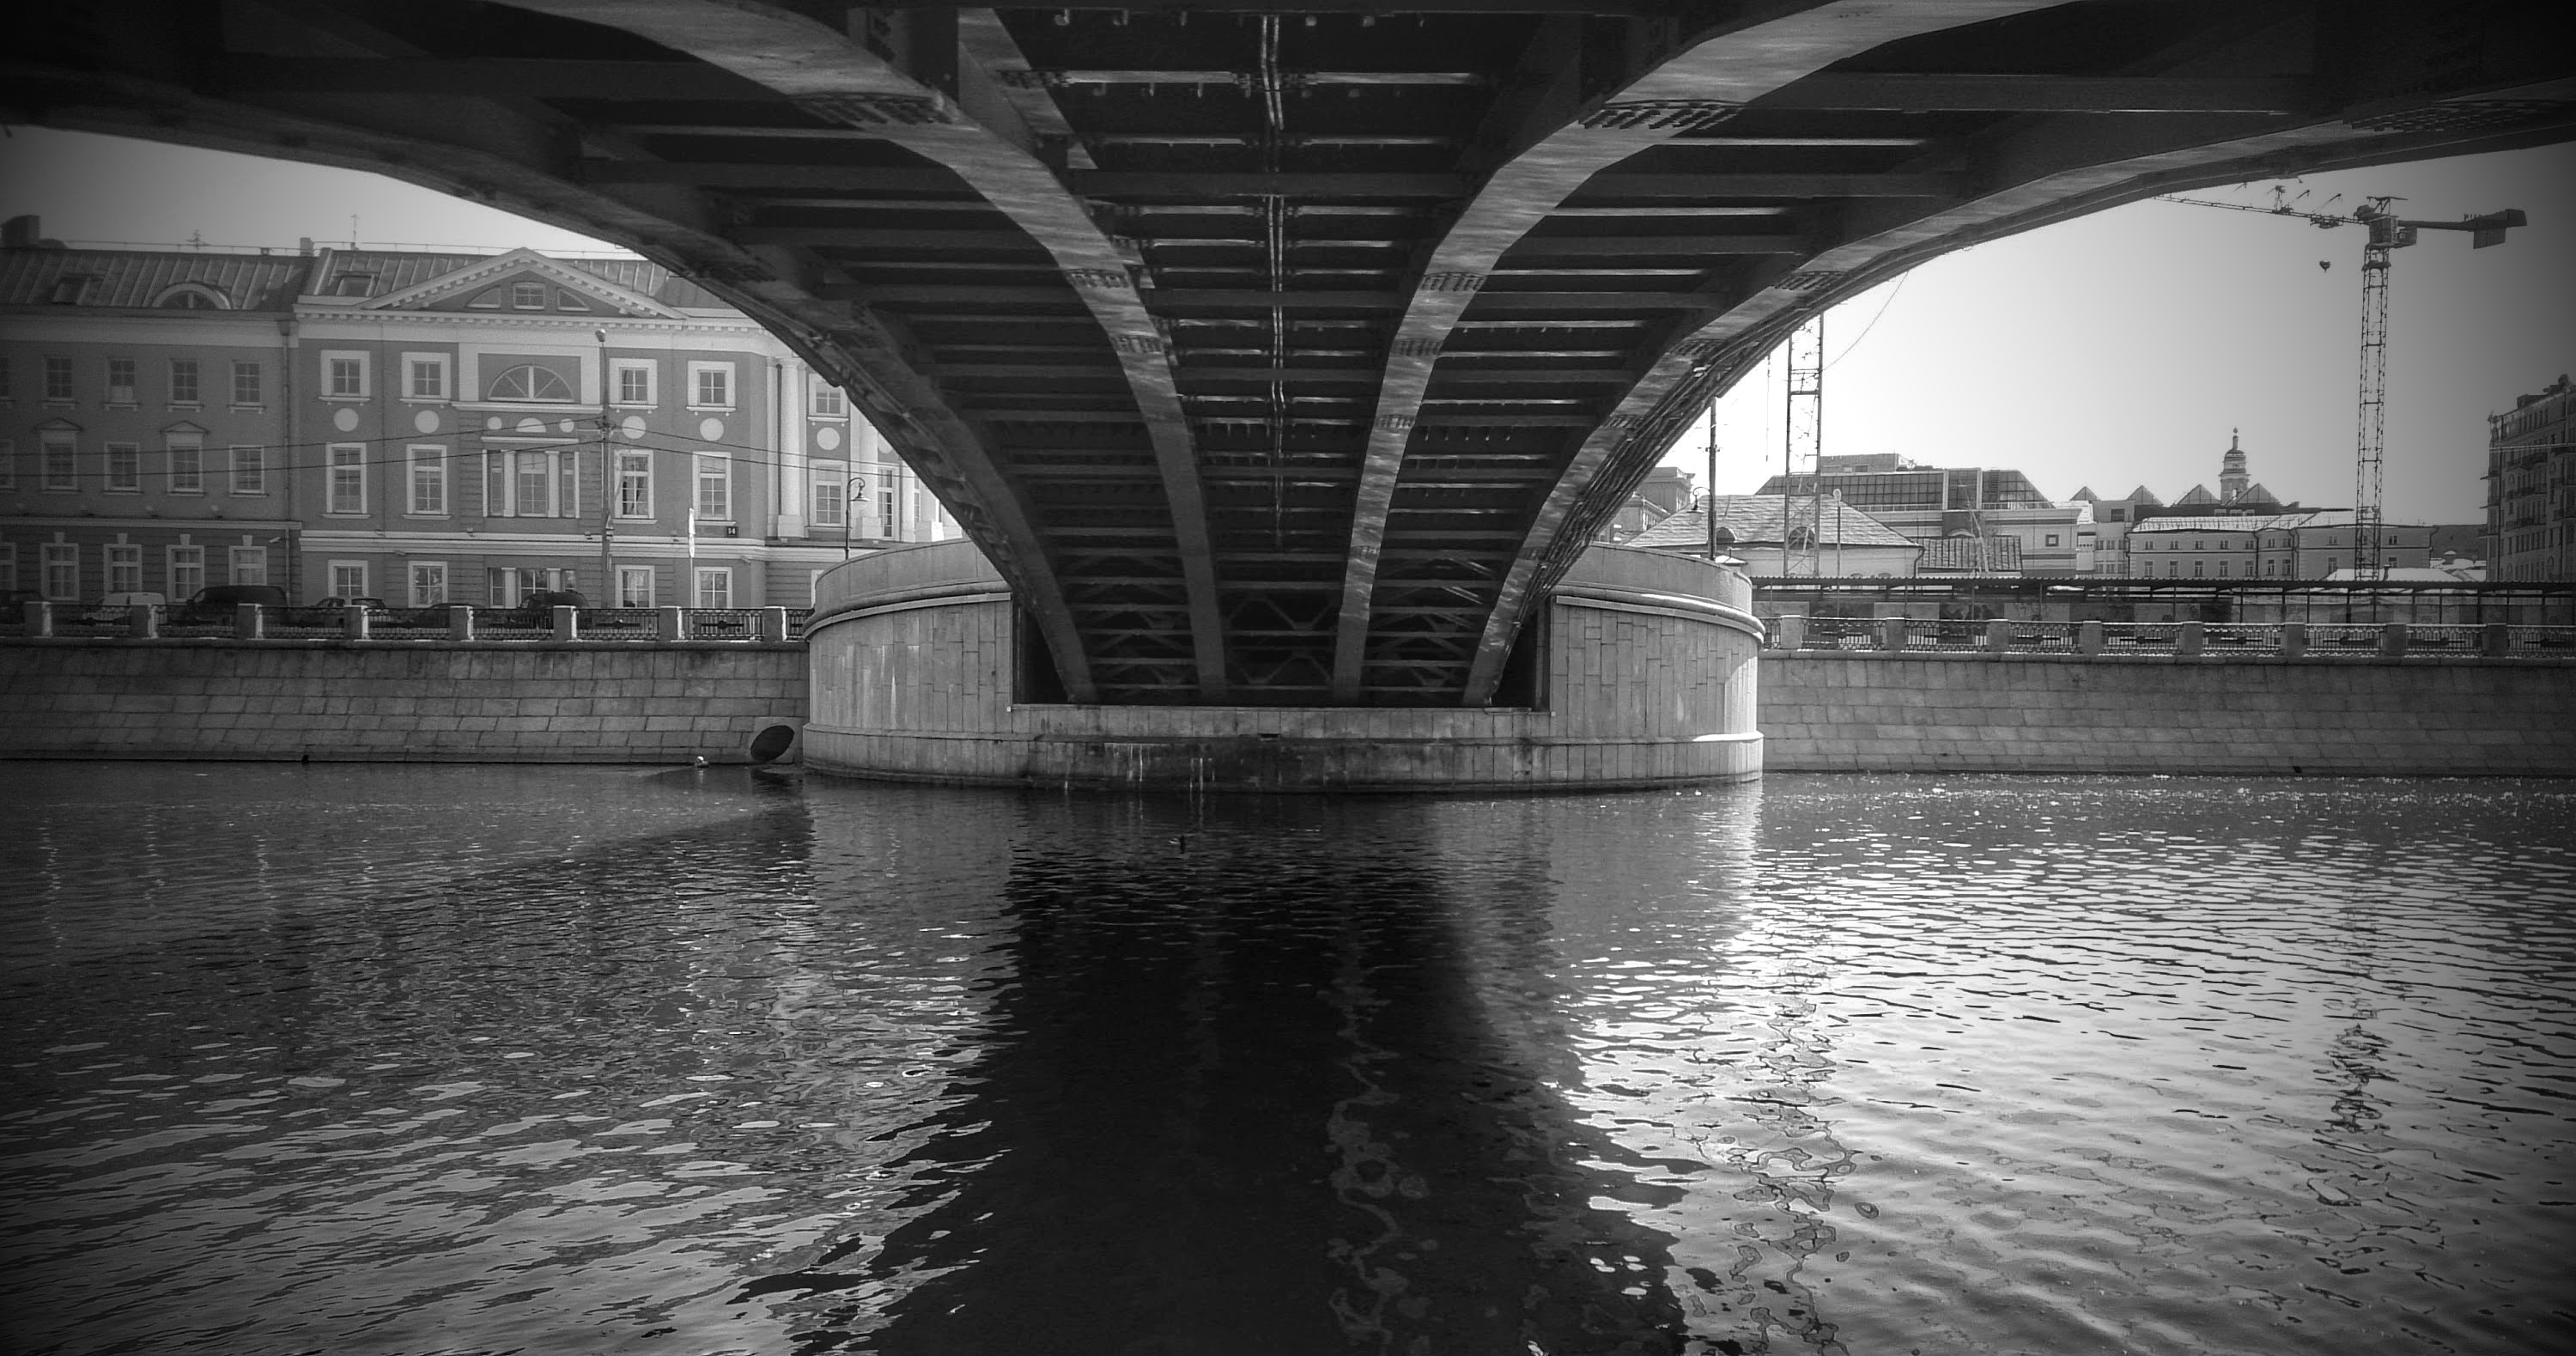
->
[15,1,2573,704]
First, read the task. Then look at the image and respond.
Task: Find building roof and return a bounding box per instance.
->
[1631,495,1915,550]
[2173,483,2220,507]
[0,246,314,311]
[2123,485,2162,505]
[2128,509,2415,535]
[2068,485,2100,502]
[310,248,725,308]
[1917,535,2024,572]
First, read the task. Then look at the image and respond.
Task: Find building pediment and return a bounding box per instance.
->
[357,248,682,319]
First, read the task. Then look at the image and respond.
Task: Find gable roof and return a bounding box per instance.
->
[2123,485,2162,505]
[2173,483,2219,506]
[2068,485,2099,502]
[340,246,685,319]
[1631,495,1916,550]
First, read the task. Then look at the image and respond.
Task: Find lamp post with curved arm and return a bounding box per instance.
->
[841,473,866,562]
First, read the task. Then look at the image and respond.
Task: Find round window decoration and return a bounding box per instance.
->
[699,417,725,441]
[331,406,360,432]
[413,409,440,435]
[815,426,841,453]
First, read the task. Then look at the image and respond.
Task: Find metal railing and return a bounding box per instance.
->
[1768,614,2576,659]
[5,602,814,643]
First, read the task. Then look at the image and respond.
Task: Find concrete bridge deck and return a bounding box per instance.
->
[15,1,2572,713]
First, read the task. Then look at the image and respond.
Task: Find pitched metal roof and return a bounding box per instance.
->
[1631,495,1916,550]
[1918,535,2025,572]
[310,250,726,308]
[0,247,314,310]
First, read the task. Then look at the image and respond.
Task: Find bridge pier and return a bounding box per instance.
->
[804,542,1764,793]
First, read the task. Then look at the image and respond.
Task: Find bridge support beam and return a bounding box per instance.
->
[805,541,1763,792]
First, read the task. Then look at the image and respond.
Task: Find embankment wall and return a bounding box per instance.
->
[1756,652,2576,775]
[0,641,807,763]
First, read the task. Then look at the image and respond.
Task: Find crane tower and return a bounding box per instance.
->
[2162,189,2524,581]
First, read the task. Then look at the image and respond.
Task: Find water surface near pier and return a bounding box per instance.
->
[2,764,2570,1355]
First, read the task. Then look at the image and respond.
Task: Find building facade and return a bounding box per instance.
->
[2123,510,2431,580]
[2486,375,2574,581]
[1754,453,2093,575]
[2,225,949,609]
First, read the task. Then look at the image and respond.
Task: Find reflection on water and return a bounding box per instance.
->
[2,765,2570,1355]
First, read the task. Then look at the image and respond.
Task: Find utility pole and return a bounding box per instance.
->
[2160,189,2525,581]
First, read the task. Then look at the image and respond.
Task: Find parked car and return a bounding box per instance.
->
[81,591,168,624]
[173,584,291,626]
[512,589,589,626]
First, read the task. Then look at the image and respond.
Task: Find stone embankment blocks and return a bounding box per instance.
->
[0,640,806,763]
[1757,652,2576,775]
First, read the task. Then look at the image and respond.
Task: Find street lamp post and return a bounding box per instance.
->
[841,473,866,561]
[593,328,613,606]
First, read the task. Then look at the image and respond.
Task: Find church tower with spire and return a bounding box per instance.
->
[2219,429,2250,504]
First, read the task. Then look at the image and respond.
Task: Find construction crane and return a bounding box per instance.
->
[2160,186,2525,581]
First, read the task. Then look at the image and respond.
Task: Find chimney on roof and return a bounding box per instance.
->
[298,237,314,255]
[3,216,44,250]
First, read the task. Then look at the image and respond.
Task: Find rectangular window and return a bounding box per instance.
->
[233,360,263,406]
[168,545,204,599]
[330,562,368,599]
[518,450,555,518]
[616,450,652,519]
[167,433,203,493]
[329,444,366,514]
[878,468,898,538]
[409,446,447,515]
[169,359,200,405]
[617,565,654,607]
[41,543,78,599]
[231,445,266,495]
[229,546,267,586]
[325,352,368,398]
[105,442,141,492]
[694,567,732,609]
[106,357,137,404]
[44,356,75,402]
[811,382,847,417]
[406,356,448,400]
[690,362,733,409]
[613,362,655,406]
[410,562,447,607]
[695,454,731,520]
[41,431,76,491]
[811,471,847,528]
[106,544,142,593]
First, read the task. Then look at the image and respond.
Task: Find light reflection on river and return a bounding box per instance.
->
[1,764,2569,1354]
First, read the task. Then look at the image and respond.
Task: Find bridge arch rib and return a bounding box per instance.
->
[14,0,2573,706]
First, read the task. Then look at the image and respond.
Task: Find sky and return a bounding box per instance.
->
[3,125,2568,525]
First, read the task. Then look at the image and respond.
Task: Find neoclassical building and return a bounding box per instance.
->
[2,222,948,607]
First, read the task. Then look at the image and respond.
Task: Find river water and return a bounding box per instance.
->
[2,763,2569,1355]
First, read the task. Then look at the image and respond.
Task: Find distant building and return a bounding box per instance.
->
[1631,494,1921,577]
[2485,374,2574,581]
[2125,509,2430,580]
[2086,433,2311,575]
[1598,465,1694,543]
[0,220,951,608]
[1753,453,2090,575]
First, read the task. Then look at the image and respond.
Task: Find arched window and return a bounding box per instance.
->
[154,283,230,310]
[489,364,574,402]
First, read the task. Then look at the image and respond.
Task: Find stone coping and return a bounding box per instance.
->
[0,636,805,654]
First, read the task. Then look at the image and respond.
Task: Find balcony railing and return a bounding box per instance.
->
[5,602,814,643]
